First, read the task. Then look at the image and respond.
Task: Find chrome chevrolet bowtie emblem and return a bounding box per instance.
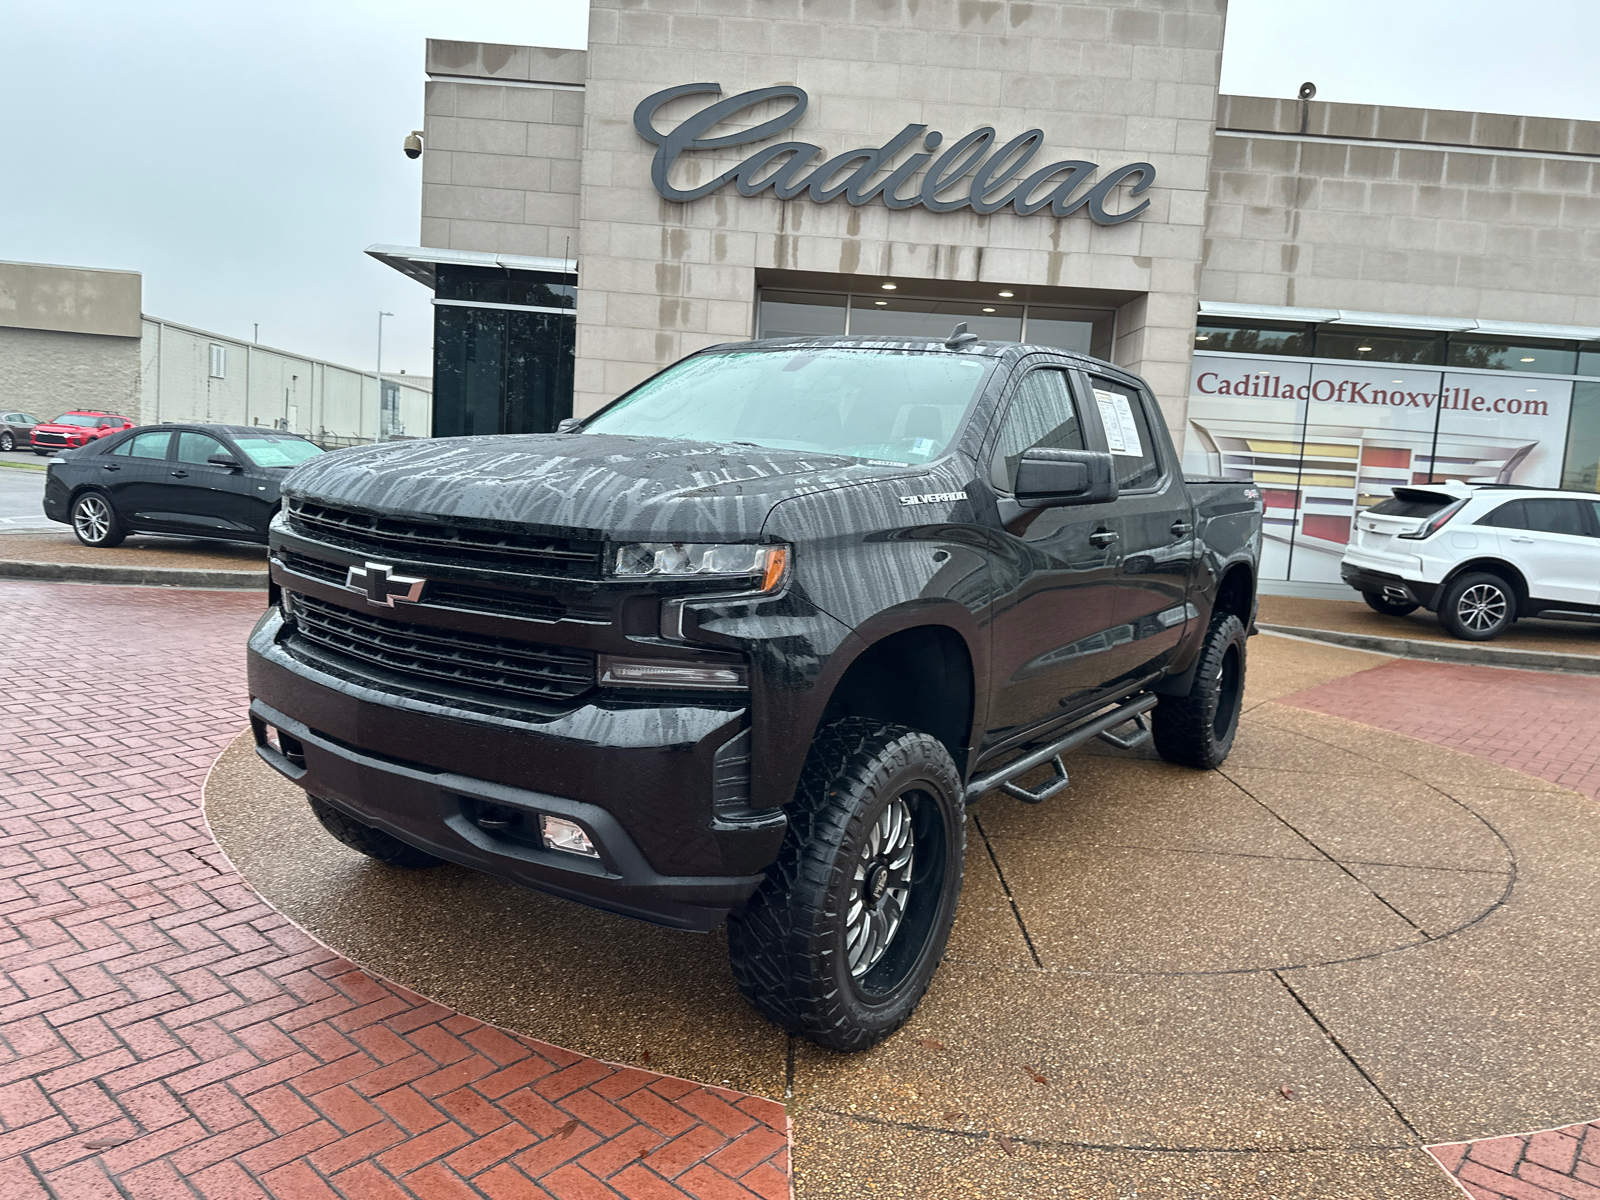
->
[344,561,425,607]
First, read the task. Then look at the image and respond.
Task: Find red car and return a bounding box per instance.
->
[31,411,135,454]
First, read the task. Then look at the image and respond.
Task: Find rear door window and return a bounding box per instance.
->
[1476,500,1527,528]
[1521,498,1596,537]
[1087,376,1162,491]
[126,431,173,460]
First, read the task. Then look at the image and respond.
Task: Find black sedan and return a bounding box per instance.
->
[42,424,325,547]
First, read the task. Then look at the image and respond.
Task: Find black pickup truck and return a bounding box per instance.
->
[247,331,1262,1051]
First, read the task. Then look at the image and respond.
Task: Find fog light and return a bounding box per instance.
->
[598,656,747,689]
[263,725,283,754]
[541,815,598,858]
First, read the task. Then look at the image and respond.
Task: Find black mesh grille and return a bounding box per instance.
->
[286,592,594,703]
[287,500,603,577]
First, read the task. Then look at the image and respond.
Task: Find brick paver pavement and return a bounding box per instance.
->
[0,581,789,1200]
[1429,1121,1600,1200]
[1282,650,1600,1200]
[1280,656,1600,798]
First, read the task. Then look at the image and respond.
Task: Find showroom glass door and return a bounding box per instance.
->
[432,305,575,438]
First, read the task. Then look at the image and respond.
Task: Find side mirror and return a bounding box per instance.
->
[555,417,583,434]
[207,453,244,470]
[1013,448,1118,508]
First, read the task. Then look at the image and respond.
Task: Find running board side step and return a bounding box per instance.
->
[963,692,1160,805]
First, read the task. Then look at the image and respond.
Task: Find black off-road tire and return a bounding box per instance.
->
[307,796,443,869]
[1438,571,1516,641]
[1362,590,1419,617]
[726,718,966,1053]
[1152,614,1248,770]
[69,491,126,548]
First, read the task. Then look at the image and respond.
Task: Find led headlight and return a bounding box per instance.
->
[612,543,789,593]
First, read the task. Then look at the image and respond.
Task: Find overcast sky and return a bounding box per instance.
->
[3,1,1596,376]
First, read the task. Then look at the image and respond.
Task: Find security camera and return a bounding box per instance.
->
[403,130,424,160]
[1298,81,1317,101]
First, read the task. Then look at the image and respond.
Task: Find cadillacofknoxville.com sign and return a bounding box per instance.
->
[633,84,1156,225]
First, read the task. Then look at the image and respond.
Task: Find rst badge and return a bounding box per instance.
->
[345,562,425,606]
[898,490,969,507]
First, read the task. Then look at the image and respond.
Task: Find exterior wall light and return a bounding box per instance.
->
[997,291,1014,297]
[403,130,424,159]
[880,283,897,290]
[982,307,996,313]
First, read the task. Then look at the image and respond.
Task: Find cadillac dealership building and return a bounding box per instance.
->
[370,0,1600,585]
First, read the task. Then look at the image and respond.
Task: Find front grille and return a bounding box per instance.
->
[286,592,595,704]
[276,550,581,624]
[33,433,68,446]
[287,500,602,578]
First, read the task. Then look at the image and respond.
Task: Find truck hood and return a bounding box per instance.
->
[281,433,918,541]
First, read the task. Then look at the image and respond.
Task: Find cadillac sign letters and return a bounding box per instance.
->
[634,84,1156,224]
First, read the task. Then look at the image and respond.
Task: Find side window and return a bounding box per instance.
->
[1521,498,1592,536]
[177,432,228,466]
[105,436,132,456]
[1477,500,1526,529]
[127,431,172,460]
[990,369,1084,491]
[1088,376,1162,490]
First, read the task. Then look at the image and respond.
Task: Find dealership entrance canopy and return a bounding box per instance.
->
[370,0,1600,584]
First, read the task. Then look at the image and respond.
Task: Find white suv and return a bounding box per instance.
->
[1340,482,1600,640]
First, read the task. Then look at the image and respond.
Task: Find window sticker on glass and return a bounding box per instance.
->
[1093,388,1143,457]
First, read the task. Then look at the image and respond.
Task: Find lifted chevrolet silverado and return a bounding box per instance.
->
[247,330,1262,1051]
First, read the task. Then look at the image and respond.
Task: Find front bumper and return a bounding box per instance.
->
[247,610,787,932]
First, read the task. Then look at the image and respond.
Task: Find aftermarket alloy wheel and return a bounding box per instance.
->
[70,492,126,548]
[726,718,965,1053]
[1362,590,1419,617]
[307,796,444,869]
[1152,613,1248,770]
[1439,571,1515,641]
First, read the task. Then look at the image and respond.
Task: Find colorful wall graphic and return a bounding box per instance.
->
[1182,354,1573,583]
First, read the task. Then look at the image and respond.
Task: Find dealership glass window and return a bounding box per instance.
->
[1193,322,1311,357]
[1447,336,1577,375]
[1314,328,1444,365]
[434,264,575,310]
[1024,306,1112,356]
[1561,381,1600,492]
[1579,344,1600,378]
[851,296,1024,341]
[756,291,846,338]
[433,304,574,438]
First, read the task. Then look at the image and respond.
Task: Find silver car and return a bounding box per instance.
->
[1,412,42,452]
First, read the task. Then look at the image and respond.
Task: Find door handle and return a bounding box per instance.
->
[101,464,120,472]
[1170,520,1194,537]
[170,469,188,478]
[1508,536,1534,544]
[1089,528,1119,548]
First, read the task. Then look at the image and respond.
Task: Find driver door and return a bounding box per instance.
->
[153,431,264,534]
[981,365,1124,750]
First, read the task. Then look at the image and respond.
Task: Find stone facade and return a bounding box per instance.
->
[421,41,587,261]
[1202,95,1600,328]
[0,325,141,420]
[572,0,1228,425]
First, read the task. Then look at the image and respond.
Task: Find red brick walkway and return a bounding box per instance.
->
[1429,1122,1600,1200]
[1282,652,1600,1200]
[1280,656,1600,798]
[0,581,789,1200]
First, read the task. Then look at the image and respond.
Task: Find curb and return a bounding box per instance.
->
[0,460,48,473]
[0,559,267,590]
[1259,622,1600,676]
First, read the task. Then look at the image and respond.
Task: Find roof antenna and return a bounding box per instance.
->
[945,321,979,348]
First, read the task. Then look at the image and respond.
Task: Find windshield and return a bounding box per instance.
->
[52,414,100,427]
[583,348,991,464]
[232,436,325,467]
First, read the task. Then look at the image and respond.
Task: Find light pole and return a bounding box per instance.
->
[375,311,393,441]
